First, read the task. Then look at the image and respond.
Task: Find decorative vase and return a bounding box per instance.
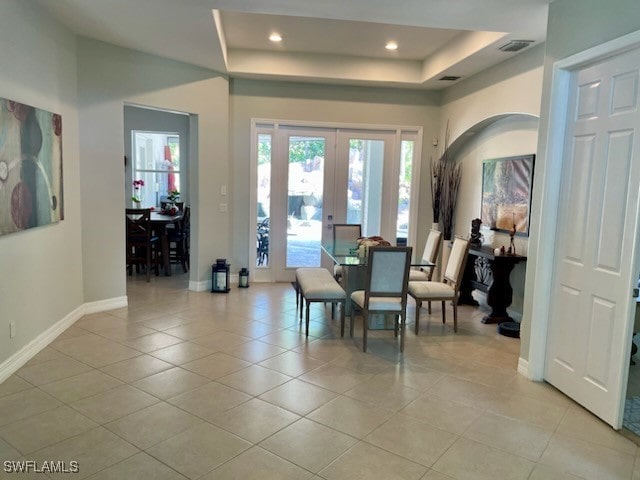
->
[132,200,141,209]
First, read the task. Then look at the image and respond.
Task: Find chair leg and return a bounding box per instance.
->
[300,296,303,321]
[363,311,368,352]
[340,300,345,337]
[179,240,188,273]
[394,315,399,337]
[441,301,446,324]
[428,301,432,315]
[305,301,311,337]
[453,302,458,333]
[415,300,422,334]
[400,312,406,352]
[331,303,335,320]
[145,245,151,282]
[154,244,160,276]
[349,302,355,338]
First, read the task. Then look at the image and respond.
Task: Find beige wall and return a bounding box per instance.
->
[438,45,545,319]
[0,0,83,366]
[229,79,442,270]
[523,0,640,364]
[77,39,230,299]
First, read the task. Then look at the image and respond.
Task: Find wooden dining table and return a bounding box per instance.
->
[150,211,183,276]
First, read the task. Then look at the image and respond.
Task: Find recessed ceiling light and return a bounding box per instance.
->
[269,33,282,43]
[385,41,398,51]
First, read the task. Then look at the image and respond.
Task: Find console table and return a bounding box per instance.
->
[457,245,527,325]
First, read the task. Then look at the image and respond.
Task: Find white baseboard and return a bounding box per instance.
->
[517,357,530,378]
[0,305,84,383]
[190,274,239,293]
[84,296,128,315]
[0,295,129,383]
[507,309,523,322]
[189,280,209,292]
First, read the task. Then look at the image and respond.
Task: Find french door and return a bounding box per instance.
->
[251,122,420,282]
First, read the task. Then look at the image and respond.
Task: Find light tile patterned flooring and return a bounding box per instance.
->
[2,275,640,479]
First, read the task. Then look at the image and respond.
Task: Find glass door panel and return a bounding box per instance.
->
[336,131,396,243]
[347,139,385,237]
[286,136,325,268]
[256,133,272,267]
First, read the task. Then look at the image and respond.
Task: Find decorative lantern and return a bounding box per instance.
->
[238,268,250,288]
[211,259,230,293]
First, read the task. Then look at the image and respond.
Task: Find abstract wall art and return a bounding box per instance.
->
[0,98,63,236]
[481,154,534,236]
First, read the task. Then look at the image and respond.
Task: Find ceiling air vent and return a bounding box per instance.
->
[499,40,534,52]
[439,75,461,81]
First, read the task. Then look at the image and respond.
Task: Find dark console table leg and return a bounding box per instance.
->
[482,261,516,324]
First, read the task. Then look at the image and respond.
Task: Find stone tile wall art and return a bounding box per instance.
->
[0,98,63,236]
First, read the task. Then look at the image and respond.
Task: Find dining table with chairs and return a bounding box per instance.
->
[321,239,435,317]
[126,208,186,279]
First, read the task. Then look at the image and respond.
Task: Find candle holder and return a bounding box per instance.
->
[211,259,230,293]
[238,268,250,288]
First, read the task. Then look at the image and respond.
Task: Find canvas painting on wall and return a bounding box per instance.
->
[0,98,63,236]
[481,154,534,236]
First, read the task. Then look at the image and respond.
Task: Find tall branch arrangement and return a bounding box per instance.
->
[430,156,444,224]
[431,124,462,240]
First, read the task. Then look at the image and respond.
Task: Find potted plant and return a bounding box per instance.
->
[132,179,145,207]
[164,189,180,214]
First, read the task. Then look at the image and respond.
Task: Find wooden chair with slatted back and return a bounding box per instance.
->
[126,208,159,282]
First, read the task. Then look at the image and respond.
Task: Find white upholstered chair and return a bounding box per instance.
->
[350,246,412,352]
[408,236,470,334]
[408,228,442,282]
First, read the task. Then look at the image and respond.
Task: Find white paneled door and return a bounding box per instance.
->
[545,47,640,428]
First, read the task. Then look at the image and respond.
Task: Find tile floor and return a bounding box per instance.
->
[2,274,640,479]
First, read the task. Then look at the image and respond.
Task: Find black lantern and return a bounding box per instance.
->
[238,268,250,288]
[211,259,230,293]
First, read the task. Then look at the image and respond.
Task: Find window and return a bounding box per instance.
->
[396,139,414,244]
[132,131,182,207]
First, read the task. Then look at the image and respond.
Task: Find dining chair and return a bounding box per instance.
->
[349,246,412,352]
[408,236,470,334]
[408,228,442,314]
[409,228,442,281]
[125,208,159,282]
[168,205,190,273]
[332,223,362,281]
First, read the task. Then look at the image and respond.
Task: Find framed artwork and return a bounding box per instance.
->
[0,98,64,236]
[481,154,535,236]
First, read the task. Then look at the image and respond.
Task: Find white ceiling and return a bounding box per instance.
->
[37,0,552,89]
